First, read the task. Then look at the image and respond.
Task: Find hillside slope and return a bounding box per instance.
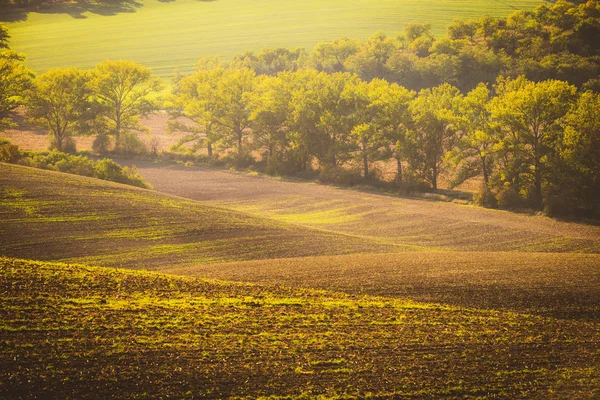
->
[0,163,395,268]
[122,161,600,253]
[169,252,600,321]
[2,257,599,399]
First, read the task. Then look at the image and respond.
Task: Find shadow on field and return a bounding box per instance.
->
[0,0,144,22]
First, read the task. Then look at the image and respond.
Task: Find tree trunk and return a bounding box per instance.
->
[362,136,369,179]
[206,124,213,157]
[395,157,403,184]
[268,143,274,160]
[330,133,337,167]
[115,103,121,146]
[481,155,489,186]
[533,130,542,208]
[534,156,542,208]
[237,126,243,155]
[432,160,438,191]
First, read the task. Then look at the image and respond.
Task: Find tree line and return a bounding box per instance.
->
[168,65,599,216]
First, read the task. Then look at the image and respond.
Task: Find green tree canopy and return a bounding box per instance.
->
[89,60,162,149]
[490,76,577,206]
[409,83,462,190]
[26,68,94,153]
[0,49,33,130]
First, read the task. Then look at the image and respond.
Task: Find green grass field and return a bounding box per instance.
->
[4,0,543,78]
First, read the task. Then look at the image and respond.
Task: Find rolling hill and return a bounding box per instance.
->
[2,257,599,399]
[4,0,543,78]
[169,252,600,321]
[119,160,600,254]
[0,163,395,268]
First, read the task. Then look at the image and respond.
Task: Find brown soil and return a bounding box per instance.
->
[115,160,600,253]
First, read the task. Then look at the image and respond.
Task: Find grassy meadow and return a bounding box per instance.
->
[4,0,543,78]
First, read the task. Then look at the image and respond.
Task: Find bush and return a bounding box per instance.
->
[318,165,361,186]
[496,186,524,210]
[473,183,498,208]
[25,150,95,177]
[92,133,111,155]
[543,194,571,217]
[2,146,148,189]
[0,139,22,163]
[49,136,76,154]
[116,132,147,156]
[94,158,147,188]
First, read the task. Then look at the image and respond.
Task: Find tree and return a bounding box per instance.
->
[344,79,378,178]
[0,49,33,130]
[231,48,307,76]
[490,76,577,206]
[169,66,225,157]
[371,80,415,183]
[290,71,358,168]
[559,90,600,214]
[26,68,94,152]
[449,83,496,187]
[89,60,162,149]
[344,32,398,82]
[249,74,294,170]
[344,78,414,180]
[409,83,462,190]
[0,23,9,49]
[214,68,256,156]
[309,38,360,73]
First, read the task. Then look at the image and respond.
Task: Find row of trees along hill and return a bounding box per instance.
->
[169,65,599,217]
[0,0,599,217]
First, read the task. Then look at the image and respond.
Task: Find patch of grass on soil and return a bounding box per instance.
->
[1,257,599,399]
[0,163,395,268]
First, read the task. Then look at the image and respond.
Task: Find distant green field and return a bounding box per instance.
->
[5,0,543,78]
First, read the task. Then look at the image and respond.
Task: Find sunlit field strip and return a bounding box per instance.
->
[6,0,542,78]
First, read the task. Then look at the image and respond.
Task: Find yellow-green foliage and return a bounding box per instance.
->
[1,257,599,398]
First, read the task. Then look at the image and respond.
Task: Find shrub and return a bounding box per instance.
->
[318,165,361,186]
[92,133,111,155]
[116,132,147,156]
[54,154,95,176]
[0,139,22,163]
[473,183,498,208]
[496,185,524,210]
[5,147,149,189]
[94,158,148,188]
[543,194,571,217]
[25,150,95,177]
[49,135,76,154]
